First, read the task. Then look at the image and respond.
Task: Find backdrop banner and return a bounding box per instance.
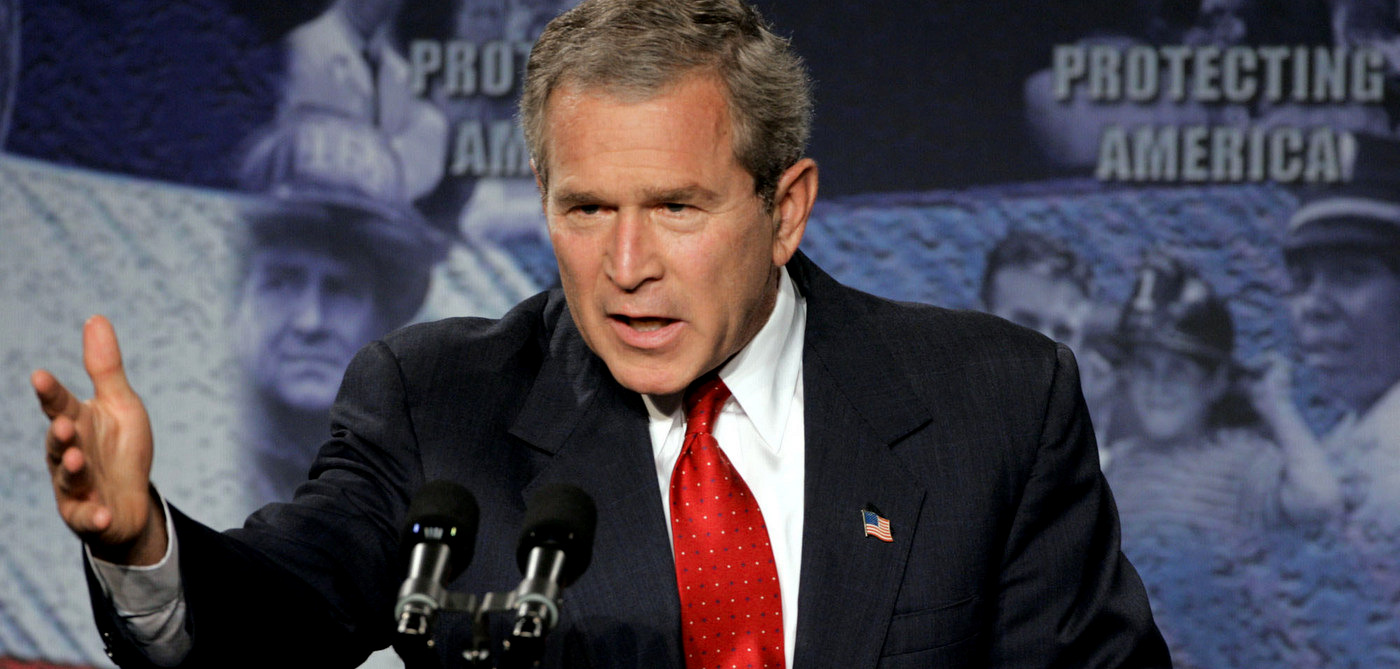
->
[3,1,1398,667]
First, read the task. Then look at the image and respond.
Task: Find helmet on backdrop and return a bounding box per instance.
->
[1115,252,1234,367]
[237,110,450,326]
[1285,133,1400,255]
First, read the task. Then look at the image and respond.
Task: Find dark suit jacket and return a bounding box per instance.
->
[90,253,1169,668]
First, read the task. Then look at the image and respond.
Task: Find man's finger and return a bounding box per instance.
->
[59,499,113,536]
[55,444,94,497]
[83,315,137,402]
[44,415,81,470]
[31,369,82,420]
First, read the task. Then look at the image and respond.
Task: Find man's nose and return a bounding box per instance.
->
[1139,368,1171,396]
[1292,275,1340,324]
[290,285,329,333]
[606,210,663,291]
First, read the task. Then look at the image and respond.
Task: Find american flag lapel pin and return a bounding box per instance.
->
[861,507,893,542]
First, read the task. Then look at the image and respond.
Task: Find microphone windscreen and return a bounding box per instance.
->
[401,480,480,580]
[517,483,597,586]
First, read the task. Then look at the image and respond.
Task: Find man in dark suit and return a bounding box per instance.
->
[33,0,1168,666]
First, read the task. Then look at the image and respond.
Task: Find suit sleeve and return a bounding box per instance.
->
[87,339,426,667]
[989,343,1170,668]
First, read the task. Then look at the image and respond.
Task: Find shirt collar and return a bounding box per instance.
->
[1352,378,1400,439]
[641,266,807,454]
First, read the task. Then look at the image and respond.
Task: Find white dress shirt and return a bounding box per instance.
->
[642,266,807,668]
[87,495,189,666]
[92,266,808,667]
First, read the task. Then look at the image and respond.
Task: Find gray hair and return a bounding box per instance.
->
[520,0,812,210]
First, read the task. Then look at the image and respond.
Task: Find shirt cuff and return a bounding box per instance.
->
[86,492,181,615]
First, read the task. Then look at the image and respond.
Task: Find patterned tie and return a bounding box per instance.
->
[670,375,785,669]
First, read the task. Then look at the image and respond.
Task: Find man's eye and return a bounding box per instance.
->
[1334,260,1377,284]
[324,277,369,300]
[1285,266,1310,295]
[565,204,610,216]
[258,269,302,293]
[662,203,688,213]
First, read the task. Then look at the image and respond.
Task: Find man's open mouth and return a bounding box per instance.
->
[615,315,677,332]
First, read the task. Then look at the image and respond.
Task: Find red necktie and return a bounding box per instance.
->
[670,375,785,669]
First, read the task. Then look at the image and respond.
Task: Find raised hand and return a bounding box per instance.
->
[1242,351,1342,523]
[33,315,166,565]
[1243,352,1295,424]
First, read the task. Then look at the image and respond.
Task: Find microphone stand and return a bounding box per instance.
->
[395,588,553,668]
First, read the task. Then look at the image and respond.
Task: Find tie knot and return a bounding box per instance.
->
[684,374,731,436]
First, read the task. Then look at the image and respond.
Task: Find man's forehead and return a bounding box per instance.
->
[544,74,728,126]
[993,266,1089,297]
[251,243,364,273]
[538,74,747,194]
[541,70,732,134]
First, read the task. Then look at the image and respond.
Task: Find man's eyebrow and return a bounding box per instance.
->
[642,185,722,206]
[550,185,724,209]
[550,190,606,209]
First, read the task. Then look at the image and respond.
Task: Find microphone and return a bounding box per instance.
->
[509,484,597,649]
[394,480,480,640]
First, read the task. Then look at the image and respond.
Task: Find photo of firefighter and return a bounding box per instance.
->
[233,112,448,506]
[1104,251,1343,667]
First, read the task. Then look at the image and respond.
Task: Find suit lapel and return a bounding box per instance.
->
[789,254,930,667]
[508,307,684,667]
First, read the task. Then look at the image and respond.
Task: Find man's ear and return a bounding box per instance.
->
[770,157,818,267]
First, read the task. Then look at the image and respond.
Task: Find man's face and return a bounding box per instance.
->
[1287,247,1400,412]
[540,75,805,395]
[236,245,384,412]
[986,268,1091,350]
[1125,346,1222,443]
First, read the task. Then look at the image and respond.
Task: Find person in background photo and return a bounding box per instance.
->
[1105,252,1340,668]
[281,0,449,201]
[1283,132,1400,641]
[981,230,1121,465]
[235,112,445,506]
[980,231,1093,348]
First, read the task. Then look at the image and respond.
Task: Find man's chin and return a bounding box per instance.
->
[265,374,342,413]
[606,360,700,397]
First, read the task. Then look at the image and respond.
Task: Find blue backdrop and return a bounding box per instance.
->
[3,1,1398,667]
